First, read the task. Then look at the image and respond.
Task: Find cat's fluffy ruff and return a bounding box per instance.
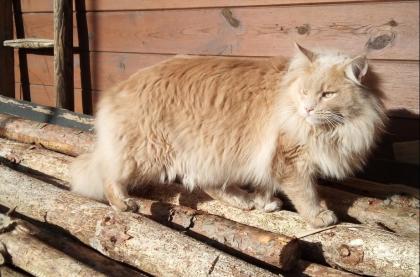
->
[71,45,386,227]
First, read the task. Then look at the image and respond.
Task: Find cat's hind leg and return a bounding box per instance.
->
[104,181,138,212]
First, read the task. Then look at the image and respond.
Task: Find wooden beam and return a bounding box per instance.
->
[0,0,14,98]
[54,0,73,110]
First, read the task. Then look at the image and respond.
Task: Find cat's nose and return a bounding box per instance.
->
[305,106,314,113]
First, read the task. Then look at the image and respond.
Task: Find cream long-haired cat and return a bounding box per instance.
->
[71,44,386,227]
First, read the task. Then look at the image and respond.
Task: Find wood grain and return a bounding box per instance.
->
[54,0,74,110]
[17,2,419,60]
[19,0,394,12]
[15,83,96,114]
[13,52,420,116]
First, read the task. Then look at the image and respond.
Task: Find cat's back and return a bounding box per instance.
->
[102,55,286,105]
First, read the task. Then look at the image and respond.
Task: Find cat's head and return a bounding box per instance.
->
[285,44,383,128]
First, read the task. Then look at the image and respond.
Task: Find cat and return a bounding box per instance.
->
[71,44,386,228]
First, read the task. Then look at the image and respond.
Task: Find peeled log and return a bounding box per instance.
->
[318,185,419,238]
[144,184,419,277]
[0,216,106,277]
[0,165,277,277]
[0,113,93,156]
[0,215,147,277]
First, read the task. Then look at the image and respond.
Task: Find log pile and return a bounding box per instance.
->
[0,112,418,277]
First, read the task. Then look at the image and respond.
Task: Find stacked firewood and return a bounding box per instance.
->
[0,112,418,277]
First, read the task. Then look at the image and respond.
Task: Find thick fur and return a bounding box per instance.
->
[71,46,386,227]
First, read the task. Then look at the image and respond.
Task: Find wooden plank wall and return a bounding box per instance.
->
[12,1,419,126]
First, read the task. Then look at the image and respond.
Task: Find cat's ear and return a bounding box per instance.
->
[294,43,316,63]
[345,56,368,85]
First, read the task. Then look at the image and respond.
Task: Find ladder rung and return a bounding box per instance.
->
[3,38,54,49]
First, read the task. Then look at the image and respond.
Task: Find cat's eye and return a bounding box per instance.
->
[321,91,336,98]
[301,89,308,95]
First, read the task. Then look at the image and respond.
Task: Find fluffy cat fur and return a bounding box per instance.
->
[71,44,386,227]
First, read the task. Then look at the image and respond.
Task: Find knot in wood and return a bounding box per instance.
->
[366,32,395,50]
[221,8,240,28]
[338,244,364,265]
[296,24,310,35]
[339,245,351,257]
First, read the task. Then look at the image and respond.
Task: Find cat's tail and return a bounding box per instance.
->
[70,150,105,201]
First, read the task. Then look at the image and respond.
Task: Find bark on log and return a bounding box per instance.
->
[0,138,417,276]
[0,165,278,277]
[318,185,419,238]
[0,138,300,271]
[0,114,93,156]
[0,214,147,277]
[0,215,107,277]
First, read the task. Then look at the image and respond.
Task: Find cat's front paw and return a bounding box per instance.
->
[110,198,139,213]
[310,209,338,228]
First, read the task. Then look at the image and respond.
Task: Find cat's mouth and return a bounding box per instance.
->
[304,115,322,126]
[304,113,345,128]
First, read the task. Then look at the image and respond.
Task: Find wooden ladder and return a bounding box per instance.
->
[0,0,74,110]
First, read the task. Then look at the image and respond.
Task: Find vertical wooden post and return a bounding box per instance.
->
[54,0,74,110]
[0,0,15,98]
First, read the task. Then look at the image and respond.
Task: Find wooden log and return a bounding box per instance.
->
[145,184,419,277]
[0,138,417,276]
[0,114,93,156]
[54,0,74,110]
[3,38,54,49]
[318,186,419,238]
[0,165,278,277]
[0,215,107,277]
[0,0,14,98]
[341,177,419,199]
[0,214,147,277]
[0,138,300,271]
